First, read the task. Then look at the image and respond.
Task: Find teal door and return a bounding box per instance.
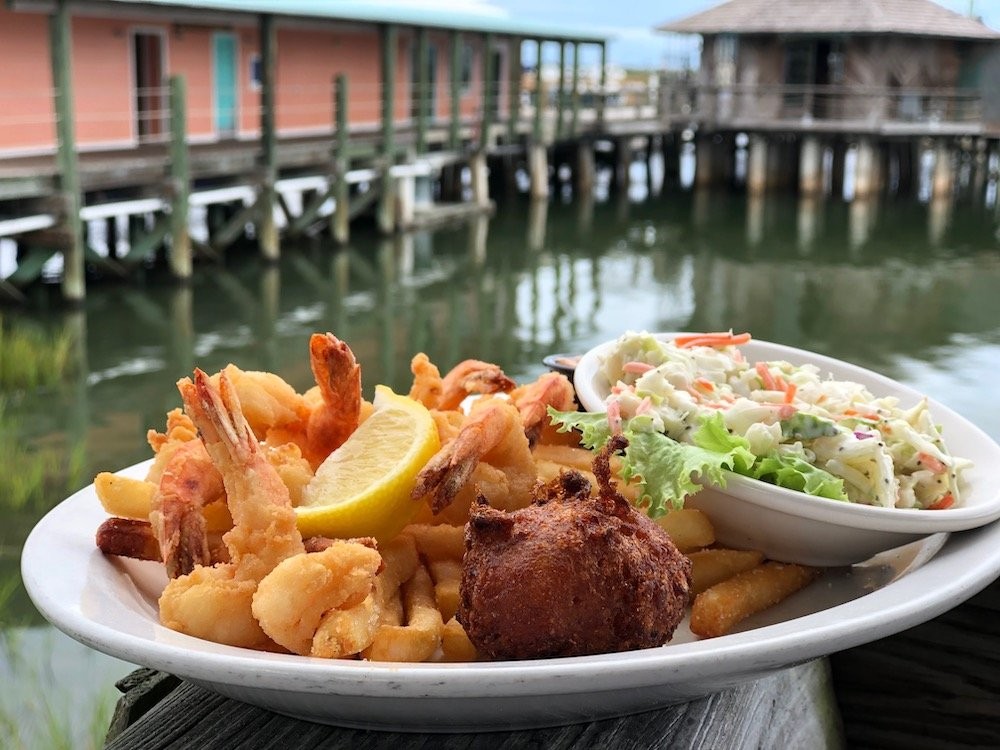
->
[213,33,237,135]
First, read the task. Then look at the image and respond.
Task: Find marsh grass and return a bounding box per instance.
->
[0,402,81,514]
[0,317,73,394]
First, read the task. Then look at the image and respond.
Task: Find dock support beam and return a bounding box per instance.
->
[799,134,823,197]
[556,42,566,141]
[576,140,595,196]
[570,42,580,137]
[416,28,429,155]
[258,14,279,259]
[853,137,877,200]
[509,37,522,141]
[168,75,191,279]
[747,134,769,195]
[378,24,398,234]
[49,0,85,302]
[449,31,461,151]
[932,138,954,201]
[471,151,490,208]
[332,74,350,244]
[480,32,495,152]
[532,40,544,144]
[529,143,549,199]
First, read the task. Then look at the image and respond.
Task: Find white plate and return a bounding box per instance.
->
[21,460,1000,731]
[573,333,1000,565]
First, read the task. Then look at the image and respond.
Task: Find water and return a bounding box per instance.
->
[2,187,999,744]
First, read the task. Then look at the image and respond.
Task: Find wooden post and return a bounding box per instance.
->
[332,74,350,244]
[509,37,522,141]
[258,14,279,260]
[529,142,549,199]
[168,75,191,279]
[799,134,823,197]
[853,137,876,200]
[480,32,494,152]
[932,138,954,201]
[570,42,580,137]
[49,0,85,302]
[450,30,461,151]
[556,41,566,140]
[747,134,769,196]
[533,39,543,144]
[597,42,607,127]
[378,24,398,234]
[576,139,595,196]
[416,27,429,155]
[471,151,490,207]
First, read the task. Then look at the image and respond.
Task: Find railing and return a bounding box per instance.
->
[659,82,986,131]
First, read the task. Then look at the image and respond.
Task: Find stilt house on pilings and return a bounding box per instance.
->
[0,0,613,303]
[657,0,1000,198]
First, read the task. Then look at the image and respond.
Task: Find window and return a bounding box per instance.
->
[249,53,262,91]
[714,34,737,86]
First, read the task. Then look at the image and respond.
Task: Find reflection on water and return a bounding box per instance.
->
[2,187,999,738]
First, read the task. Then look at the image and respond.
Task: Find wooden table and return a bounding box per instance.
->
[103,660,843,749]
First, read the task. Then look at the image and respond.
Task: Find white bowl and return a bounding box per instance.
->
[573,333,1000,566]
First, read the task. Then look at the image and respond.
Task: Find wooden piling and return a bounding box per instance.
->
[576,140,595,196]
[49,0,85,302]
[556,42,566,141]
[570,42,580,137]
[378,24,398,234]
[470,151,490,208]
[532,39,544,144]
[416,28,429,155]
[509,38,522,141]
[168,75,191,279]
[258,14,279,259]
[853,137,876,200]
[932,138,955,200]
[747,134,769,195]
[449,31,461,152]
[529,142,549,199]
[799,134,823,197]
[332,74,350,244]
[480,32,495,152]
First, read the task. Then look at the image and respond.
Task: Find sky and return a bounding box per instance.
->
[477,0,1000,68]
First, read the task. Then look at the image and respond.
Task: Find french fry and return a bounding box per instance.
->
[437,617,478,662]
[654,508,716,552]
[95,472,156,519]
[688,548,766,595]
[428,558,463,622]
[402,523,465,562]
[363,564,443,662]
[690,561,819,638]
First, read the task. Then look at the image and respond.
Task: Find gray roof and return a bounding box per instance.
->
[657,0,1000,40]
[92,0,608,42]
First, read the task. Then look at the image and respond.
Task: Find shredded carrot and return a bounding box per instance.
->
[674,331,752,349]
[783,382,798,404]
[917,452,947,474]
[623,361,654,374]
[755,361,777,391]
[928,494,954,511]
[694,377,715,393]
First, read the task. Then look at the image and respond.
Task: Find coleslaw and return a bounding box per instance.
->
[550,331,971,515]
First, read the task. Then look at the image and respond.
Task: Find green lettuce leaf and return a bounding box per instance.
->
[749,452,848,500]
[619,430,748,517]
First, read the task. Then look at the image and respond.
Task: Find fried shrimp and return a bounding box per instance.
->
[509,371,576,445]
[438,360,516,411]
[252,539,383,656]
[408,353,443,410]
[411,398,537,519]
[302,332,362,467]
[158,369,304,649]
[149,438,223,578]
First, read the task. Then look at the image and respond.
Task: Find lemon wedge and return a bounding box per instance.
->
[295,385,440,542]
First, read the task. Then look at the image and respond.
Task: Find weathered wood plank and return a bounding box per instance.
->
[104,660,842,749]
[830,577,1000,748]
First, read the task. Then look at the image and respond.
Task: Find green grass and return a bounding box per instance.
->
[0,317,73,394]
